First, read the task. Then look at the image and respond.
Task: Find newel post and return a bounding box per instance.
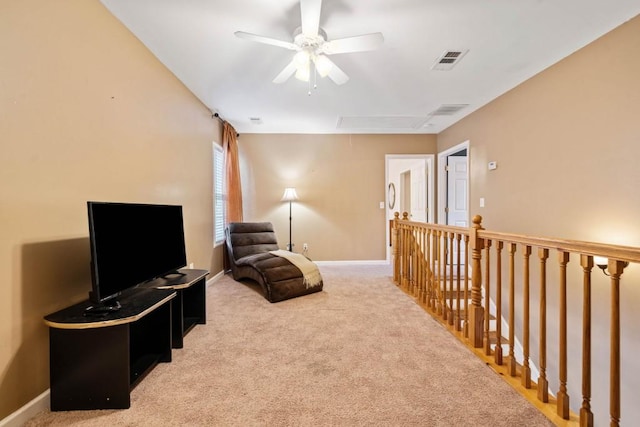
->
[468,215,485,348]
[392,212,400,283]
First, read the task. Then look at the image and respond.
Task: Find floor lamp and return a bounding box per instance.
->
[281,187,298,251]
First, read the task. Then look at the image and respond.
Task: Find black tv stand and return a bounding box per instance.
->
[84,300,122,316]
[146,269,208,348]
[161,270,187,278]
[44,288,175,410]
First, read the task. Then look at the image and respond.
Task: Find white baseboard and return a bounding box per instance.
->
[315,260,390,266]
[0,390,49,427]
[206,269,225,286]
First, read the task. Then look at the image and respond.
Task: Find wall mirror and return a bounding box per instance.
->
[388,183,396,209]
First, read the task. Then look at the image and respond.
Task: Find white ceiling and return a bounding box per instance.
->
[100,0,640,134]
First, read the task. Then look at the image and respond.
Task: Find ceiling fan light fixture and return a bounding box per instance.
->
[235,0,383,88]
[295,63,310,82]
[294,50,310,68]
[313,54,333,77]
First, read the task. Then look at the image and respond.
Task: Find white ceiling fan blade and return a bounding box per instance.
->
[300,0,322,37]
[322,32,384,54]
[234,31,297,50]
[272,60,297,84]
[324,58,349,85]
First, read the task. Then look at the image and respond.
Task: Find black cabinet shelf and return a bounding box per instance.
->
[44,287,175,411]
[44,269,208,411]
[145,269,208,348]
[130,353,163,386]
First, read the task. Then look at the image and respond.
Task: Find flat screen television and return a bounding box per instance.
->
[87,201,187,309]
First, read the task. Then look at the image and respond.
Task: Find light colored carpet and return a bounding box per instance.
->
[26,264,552,426]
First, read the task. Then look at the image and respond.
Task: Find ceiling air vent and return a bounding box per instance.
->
[249,117,263,125]
[428,104,469,116]
[432,49,469,71]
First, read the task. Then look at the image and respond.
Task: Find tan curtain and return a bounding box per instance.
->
[223,122,243,223]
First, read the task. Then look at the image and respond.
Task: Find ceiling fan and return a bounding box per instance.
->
[234,0,384,88]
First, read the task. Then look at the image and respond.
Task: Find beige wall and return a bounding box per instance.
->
[239,134,437,260]
[0,1,220,418]
[3,0,638,422]
[438,14,640,425]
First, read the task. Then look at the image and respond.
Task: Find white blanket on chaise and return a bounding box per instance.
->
[269,250,323,289]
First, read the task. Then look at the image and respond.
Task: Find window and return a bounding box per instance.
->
[213,143,225,246]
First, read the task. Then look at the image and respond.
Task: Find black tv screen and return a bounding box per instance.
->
[87,201,187,304]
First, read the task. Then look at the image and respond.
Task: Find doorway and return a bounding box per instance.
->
[385,154,434,261]
[437,141,469,227]
[437,141,470,264]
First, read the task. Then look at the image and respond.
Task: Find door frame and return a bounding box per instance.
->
[385,154,434,261]
[437,140,470,225]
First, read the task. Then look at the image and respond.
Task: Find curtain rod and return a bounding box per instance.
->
[212,112,239,138]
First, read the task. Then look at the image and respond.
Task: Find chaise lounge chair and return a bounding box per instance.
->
[225,222,323,303]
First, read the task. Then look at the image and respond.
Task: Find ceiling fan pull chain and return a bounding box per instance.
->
[313,65,318,90]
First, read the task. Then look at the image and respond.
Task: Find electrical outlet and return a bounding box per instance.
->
[303,243,308,251]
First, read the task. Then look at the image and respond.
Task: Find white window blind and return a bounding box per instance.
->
[213,144,225,245]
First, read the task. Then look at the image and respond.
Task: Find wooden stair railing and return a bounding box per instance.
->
[392,213,639,427]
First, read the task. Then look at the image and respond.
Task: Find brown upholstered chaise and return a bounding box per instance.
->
[225,222,323,303]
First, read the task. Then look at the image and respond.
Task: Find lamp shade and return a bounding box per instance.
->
[281,187,299,202]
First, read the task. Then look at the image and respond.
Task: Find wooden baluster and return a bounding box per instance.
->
[402,213,409,290]
[393,213,400,283]
[437,230,444,316]
[413,226,418,296]
[416,227,421,297]
[414,227,424,301]
[538,248,549,402]
[422,227,428,304]
[398,219,403,287]
[411,226,417,295]
[463,234,470,338]
[423,227,428,303]
[484,239,492,355]
[400,224,406,288]
[495,241,504,365]
[442,231,449,321]
[419,228,425,303]
[521,245,532,388]
[432,230,439,313]
[427,228,433,310]
[448,231,455,326]
[404,225,410,290]
[608,259,626,427]
[557,251,570,419]
[407,225,412,292]
[455,233,462,332]
[397,223,403,286]
[468,215,485,348]
[580,255,594,427]
[508,243,517,377]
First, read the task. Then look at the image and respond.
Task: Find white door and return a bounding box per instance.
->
[410,164,427,222]
[400,170,411,216]
[446,155,468,265]
[446,156,468,227]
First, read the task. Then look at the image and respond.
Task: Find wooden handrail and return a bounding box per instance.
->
[392,213,637,426]
[478,230,640,263]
